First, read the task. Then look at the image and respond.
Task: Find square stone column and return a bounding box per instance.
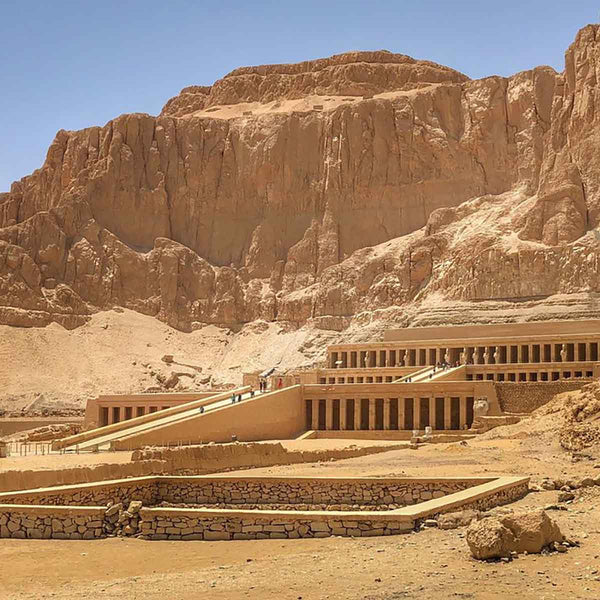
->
[413,398,421,431]
[340,399,347,430]
[354,400,362,431]
[383,398,391,430]
[325,400,333,430]
[518,345,524,363]
[311,399,320,430]
[428,397,436,430]
[398,398,406,430]
[368,399,376,430]
[459,397,467,430]
[444,398,452,430]
[586,342,592,362]
[110,407,120,425]
[529,344,534,363]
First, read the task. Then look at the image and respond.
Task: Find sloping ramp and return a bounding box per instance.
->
[55,388,250,451]
[111,385,304,450]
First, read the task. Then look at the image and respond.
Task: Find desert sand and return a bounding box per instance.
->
[1,431,599,600]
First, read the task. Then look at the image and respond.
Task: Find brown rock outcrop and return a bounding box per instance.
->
[1,27,600,333]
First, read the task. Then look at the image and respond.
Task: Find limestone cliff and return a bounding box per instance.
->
[1,27,600,334]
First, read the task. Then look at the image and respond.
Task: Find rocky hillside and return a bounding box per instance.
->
[1,26,600,336]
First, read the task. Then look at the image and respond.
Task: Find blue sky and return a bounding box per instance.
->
[1,1,598,192]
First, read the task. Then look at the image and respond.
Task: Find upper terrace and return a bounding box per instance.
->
[322,320,600,383]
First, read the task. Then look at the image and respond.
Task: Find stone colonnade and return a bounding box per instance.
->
[100,404,166,426]
[307,397,475,432]
[329,341,600,368]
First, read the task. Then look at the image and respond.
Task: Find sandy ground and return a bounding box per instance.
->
[0,309,333,412]
[0,451,133,474]
[1,432,599,599]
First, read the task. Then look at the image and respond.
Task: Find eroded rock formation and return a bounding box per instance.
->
[1,26,600,332]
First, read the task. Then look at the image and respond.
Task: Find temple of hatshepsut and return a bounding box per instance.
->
[70,320,600,449]
[0,318,592,545]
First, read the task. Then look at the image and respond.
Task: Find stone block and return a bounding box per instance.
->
[7,521,20,533]
[310,522,330,532]
[204,531,230,541]
[361,529,385,537]
[27,529,43,539]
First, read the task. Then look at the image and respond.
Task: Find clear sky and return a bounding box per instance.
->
[1,0,598,192]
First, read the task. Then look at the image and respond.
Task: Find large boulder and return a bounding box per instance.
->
[466,510,564,560]
[501,511,564,554]
[466,518,515,560]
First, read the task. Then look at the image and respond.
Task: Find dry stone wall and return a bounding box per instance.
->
[0,507,106,540]
[157,477,480,508]
[0,478,157,507]
[0,475,528,541]
[431,480,529,518]
[139,511,414,540]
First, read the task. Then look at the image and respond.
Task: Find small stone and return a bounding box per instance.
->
[558,491,575,502]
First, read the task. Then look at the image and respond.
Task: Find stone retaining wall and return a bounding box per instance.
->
[157,477,480,508]
[496,381,589,413]
[0,475,529,541]
[0,478,157,507]
[139,510,414,540]
[0,506,106,539]
[430,480,530,517]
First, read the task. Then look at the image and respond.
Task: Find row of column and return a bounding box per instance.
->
[330,342,599,368]
[101,405,162,426]
[308,397,474,431]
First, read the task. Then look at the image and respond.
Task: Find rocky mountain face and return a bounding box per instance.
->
[1,26,600,334]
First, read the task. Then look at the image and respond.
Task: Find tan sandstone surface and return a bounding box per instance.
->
[3,25,600,409]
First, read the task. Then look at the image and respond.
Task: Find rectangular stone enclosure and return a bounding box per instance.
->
[0,475,528,541]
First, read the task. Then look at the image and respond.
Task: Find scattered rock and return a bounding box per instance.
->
[558,491,575,502]
[438,510,481,530]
